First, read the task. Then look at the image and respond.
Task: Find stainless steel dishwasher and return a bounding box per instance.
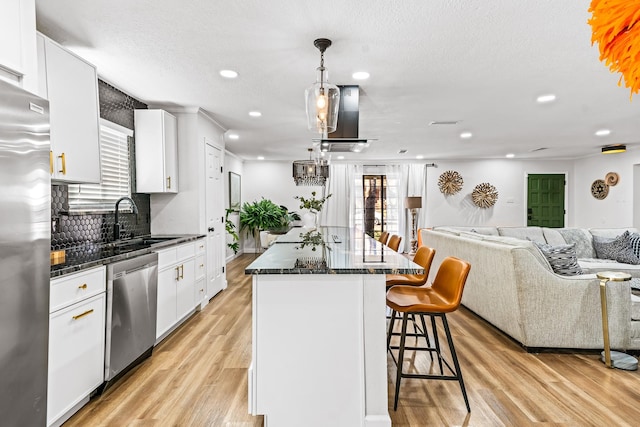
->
[103,252,158,391]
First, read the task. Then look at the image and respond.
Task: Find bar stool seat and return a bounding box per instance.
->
[386,256,472,412]
[378,231,390,245]
[386,246,435,289]
[387,234,402,252]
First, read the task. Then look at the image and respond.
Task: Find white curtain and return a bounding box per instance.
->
[319,164,350,227]
[319,162,427,253]
[401,164,427,252]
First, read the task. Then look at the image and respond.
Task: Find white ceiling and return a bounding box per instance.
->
[35,0,640,162]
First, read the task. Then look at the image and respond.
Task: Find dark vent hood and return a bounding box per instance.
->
[316,85,373,153]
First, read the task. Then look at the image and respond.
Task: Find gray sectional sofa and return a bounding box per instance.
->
[421,226,640,351]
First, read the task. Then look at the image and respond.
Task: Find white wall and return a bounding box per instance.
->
[238,152,640,237]
[426,159,574,227]
[573,149,640,228]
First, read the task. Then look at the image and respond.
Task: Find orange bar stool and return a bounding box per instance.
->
[378,231,390,245]
[386,256,472,412]
[387,234,402,252]
[385,246,435,289]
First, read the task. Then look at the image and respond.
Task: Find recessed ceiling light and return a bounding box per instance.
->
[416,155,424,160]
[257,156,264,160]
[219,69,238,78]
[337,155,345,160]
[595,129,611,136]
[506,153,515,158]
[228,133,239,140]
[352,71,370,80]
[460,132,473,139]
[249,111,262,117]
[536,94,556,103]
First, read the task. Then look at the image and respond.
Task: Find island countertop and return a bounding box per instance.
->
[245,226,423,275]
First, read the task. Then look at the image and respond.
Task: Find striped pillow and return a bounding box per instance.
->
[630,233,640,259]
[535,242,583,276]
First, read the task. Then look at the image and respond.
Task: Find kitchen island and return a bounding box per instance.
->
[246,227,423,427]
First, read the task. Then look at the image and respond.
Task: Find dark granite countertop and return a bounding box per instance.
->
[245,226,423,275]
[50,234,205,278]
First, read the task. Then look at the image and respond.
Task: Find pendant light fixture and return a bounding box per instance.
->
[305,38,340,135]
[293,148,329,186]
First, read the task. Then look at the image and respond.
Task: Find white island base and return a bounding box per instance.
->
[248,273,391,427]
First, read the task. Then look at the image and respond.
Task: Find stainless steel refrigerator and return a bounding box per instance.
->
[0,79,51,426]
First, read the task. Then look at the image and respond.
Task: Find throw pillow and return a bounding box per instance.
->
[593,232,640,264]
[534,242,583,276]
[630,233,640,259]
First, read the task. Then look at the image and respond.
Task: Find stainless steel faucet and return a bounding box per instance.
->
[114,196,139,241]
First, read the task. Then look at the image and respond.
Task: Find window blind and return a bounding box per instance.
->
[68,119,133,212]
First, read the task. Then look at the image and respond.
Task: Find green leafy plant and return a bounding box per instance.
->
[295,191,332,214]
[225,208,239,254]
[239,199,292,243]
[295,229,331,252]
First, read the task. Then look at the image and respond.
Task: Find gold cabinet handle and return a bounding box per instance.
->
[49,151,54,174]
[175,266,180,281]
[180,264,184,279]
[72,309,94,320]
[58,152,66,175]
[167,176,171,189]
[78,283,87,290]
[199,264,204,268]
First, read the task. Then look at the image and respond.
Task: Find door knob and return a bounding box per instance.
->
[208,227,215,232]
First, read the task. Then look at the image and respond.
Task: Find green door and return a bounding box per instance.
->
[527,174,565,228]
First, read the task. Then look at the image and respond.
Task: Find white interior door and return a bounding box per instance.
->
[205,142,225,300]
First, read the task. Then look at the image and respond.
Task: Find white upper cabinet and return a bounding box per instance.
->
[0,0,38,93]
[37,33,101,184]
[135,109,178,193]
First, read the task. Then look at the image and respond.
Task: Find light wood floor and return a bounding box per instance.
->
[66,253,640,426]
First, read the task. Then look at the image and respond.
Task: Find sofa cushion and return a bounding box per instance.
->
[557,228,596,259]
[498,226,545,244]
[534,242,583,276]
[630,233,640,259]
[542,228,567,246]
[593,231,640,264]
[578,258,640,277]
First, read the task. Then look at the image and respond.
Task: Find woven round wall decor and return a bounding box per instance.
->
[591,179,609,200]
[471,183,499,208]
[605,172,619,186]
[438,170,464,195]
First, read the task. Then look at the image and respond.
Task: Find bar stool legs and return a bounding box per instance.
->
[388,310,470,412]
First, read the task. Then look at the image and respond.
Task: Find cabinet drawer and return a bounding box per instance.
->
[50,266,106,313]
[48,292,105,426]
[195,239,206,255]
[157,242,195,268]
[195,254,206,280]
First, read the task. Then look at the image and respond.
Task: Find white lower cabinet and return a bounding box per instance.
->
[48,266,106,427]
[155,240,202,342]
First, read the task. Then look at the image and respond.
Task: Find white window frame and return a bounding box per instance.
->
[67,119,133,213]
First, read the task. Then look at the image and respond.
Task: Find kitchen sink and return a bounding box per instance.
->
[105,236,179,252]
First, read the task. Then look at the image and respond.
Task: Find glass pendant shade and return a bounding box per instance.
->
[305,67,340,134]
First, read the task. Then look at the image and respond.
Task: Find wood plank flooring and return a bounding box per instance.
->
[66,253,640,426]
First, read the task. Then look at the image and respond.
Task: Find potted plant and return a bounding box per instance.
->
[225,208,240,254]
[295,191,332,228]
[239,199,297,249]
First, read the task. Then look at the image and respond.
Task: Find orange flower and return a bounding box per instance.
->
[588,0,640,98]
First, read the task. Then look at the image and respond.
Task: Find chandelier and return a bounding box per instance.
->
[292,148,329,186]
[305,38,340,134]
